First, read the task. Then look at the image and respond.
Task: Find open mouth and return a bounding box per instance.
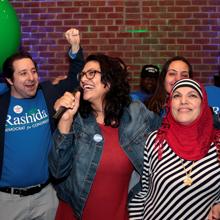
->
[25,83,36,90]
[178,108,191,112]
[82,84,94,91]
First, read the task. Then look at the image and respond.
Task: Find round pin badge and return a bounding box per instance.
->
[13,105,23,114]
[93,134,103,142]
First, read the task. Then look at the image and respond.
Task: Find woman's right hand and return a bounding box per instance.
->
[54,91,81,133]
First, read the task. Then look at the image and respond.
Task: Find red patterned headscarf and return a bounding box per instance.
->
[155,79,220,161]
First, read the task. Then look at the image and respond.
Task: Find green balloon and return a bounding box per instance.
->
[0,0,21,73]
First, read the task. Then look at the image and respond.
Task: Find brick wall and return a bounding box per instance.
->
[10,0,220,89]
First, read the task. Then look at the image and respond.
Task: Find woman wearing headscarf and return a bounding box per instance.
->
[146,56,220,129]
[129,78,220,220]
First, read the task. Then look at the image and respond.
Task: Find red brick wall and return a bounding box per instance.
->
[11,0,220,89]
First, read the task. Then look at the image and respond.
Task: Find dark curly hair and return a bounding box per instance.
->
[79,53,131,127]
[146,56,193,114]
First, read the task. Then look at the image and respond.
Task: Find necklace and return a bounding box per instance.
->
[181,160,195,186]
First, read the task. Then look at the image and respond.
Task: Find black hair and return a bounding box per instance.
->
[79,53,131,127]
[2,51,37,81]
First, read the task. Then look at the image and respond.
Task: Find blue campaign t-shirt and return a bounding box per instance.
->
[206,85,220,115]
[0,90,52,187]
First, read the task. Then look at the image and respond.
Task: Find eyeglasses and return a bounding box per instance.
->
[77,70,101,81]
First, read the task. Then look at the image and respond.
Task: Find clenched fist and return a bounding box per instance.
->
[65,28,80,53]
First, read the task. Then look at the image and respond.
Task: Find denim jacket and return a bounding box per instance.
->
[49,101,161,218]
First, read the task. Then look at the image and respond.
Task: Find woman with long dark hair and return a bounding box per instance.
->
[49,53,161,220]
[147,56,193,115]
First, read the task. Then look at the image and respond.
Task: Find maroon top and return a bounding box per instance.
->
[55,124,133,220]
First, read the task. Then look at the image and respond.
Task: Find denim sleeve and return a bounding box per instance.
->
[142,104,162,132]
[48,129,74,179]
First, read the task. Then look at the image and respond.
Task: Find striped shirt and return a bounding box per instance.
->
[129,130,220,220]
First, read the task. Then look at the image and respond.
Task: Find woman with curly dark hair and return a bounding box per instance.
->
[49,53,161,220]
[78,54,131,127]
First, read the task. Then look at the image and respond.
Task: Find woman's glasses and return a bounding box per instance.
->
[77,70,101,81]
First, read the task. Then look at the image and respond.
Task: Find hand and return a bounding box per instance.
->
[207,204,220,220]
[65,28,80,53]
[54,91,81,133]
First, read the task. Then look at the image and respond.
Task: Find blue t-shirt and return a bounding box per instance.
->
[206,85,220,115]
[206,85,220,129]
[0,90,52,187]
